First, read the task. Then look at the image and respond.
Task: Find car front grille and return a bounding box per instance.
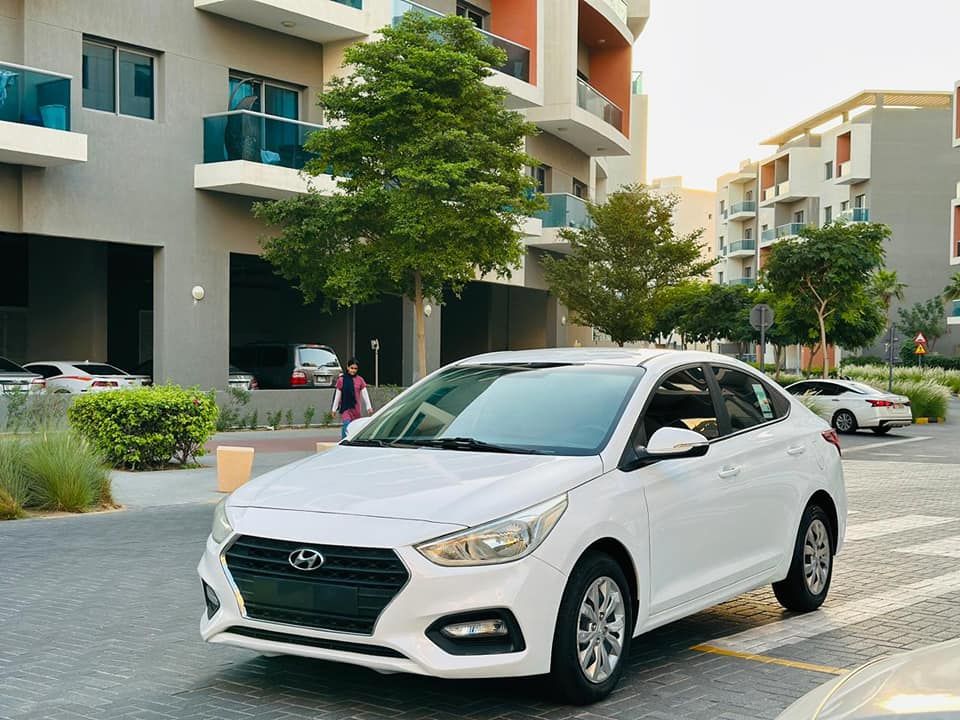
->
[223,535,409,635]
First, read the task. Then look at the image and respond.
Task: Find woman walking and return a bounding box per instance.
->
[332,358,373,439]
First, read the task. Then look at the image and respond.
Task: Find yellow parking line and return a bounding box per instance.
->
[691,644,847,676]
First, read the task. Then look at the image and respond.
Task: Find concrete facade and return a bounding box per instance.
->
[0,0,649,387]
[713,91,960,357]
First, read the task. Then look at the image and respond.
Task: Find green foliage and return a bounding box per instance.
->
[247,410,259,430]
[943,271,960,301]
[656,281,752,346]
[0,439,29,519]
[22,432,112,511]
[321,411,336,426]
[544,186,714,346]
[3,390,70,433]
[895,298,948,351]
[843,364,960,396]
[217,387,251,431]
[763,222,890,377]
[303,406,316,428]
[267,409,283,429]
[285,409,294,428]
[67,385,219,469]
[256,11,542,378]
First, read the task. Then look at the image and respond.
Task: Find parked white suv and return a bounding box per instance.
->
[198,349,846,704]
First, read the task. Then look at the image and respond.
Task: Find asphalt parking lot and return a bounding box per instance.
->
[3,423,960,719]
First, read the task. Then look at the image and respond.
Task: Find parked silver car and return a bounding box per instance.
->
[0,356,44,394]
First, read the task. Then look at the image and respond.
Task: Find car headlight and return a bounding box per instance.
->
[416,495,567,566]
[211,498,234,544]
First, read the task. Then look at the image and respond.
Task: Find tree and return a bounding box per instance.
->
[871,269,906,326]
[674,282,753,349]
[543,185,715,346]
[944,271,960,302]
[255,12,542,379]
[896,298,948,351]
[762,222,890,378]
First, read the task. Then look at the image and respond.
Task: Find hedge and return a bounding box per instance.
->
[68,385,219,469]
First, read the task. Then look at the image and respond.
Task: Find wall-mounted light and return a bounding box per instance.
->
[281,20,296,28]
[423,303,433,317]
[560,315,567,326]
[191,286,205,303]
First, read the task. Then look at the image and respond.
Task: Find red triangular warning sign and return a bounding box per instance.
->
[914,332,928,345]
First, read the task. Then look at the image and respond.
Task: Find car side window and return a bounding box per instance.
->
[27,364,59,378]
[640,366,719,443]
[789,382,812,395]
[710,367,782,433]
[812,382,840,396]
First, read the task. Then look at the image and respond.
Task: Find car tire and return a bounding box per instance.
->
[832,409,857,434]
[773,504,834,613]
[548,552,633,705]
[871,426,893,435]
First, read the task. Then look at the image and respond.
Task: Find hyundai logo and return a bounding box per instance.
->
[288,548,324,571]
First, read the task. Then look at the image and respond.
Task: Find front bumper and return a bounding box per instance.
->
[197,532,566,678]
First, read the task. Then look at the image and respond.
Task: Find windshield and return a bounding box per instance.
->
[0,357,26,373]
[74,363,126,375]
[298,347,339,368]
[354,364,644,455]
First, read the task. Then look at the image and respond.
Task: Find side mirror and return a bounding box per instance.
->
[643,427,710,459]
[345,416,373,440]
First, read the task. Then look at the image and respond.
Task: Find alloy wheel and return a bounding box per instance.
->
[576,576,626,684]
[803,518,831,595]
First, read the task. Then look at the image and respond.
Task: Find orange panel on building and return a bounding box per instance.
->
[954,205,960,257]
[836,131,851,166]
[490,0,537,85]
[761,162,776,191]
[577,0,632,135]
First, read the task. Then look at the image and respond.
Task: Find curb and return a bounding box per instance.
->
[915,417,946,425]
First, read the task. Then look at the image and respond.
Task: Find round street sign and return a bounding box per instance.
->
[750,303,775,331]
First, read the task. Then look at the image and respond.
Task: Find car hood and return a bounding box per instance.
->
[228,445,604,528]
[778,638,960,719]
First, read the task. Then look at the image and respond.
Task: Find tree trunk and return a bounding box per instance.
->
[773,345,783,379]
[413,271,427,381]
[817,308,829,379]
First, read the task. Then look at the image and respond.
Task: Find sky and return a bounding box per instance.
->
[632,0,960,190]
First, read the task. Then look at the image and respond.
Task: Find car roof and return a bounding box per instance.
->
[456,347,758,370]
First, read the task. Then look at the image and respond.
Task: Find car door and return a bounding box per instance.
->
[705,365,800,582]
[632,364,762,615]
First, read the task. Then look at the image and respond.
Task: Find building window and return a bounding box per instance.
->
[744,227,753,240]
[572,178,588,199]
[719,236,725,249]
[745,190,754,202]
[456,1,489,30]
[229,74,299,120]
[824,206,832,224]
[529,164,550,194]
[719,200,726,214]
[794,210,804,224]
[744,266,752,279]
[718,271,724,284]
[841,200,850,212]
[82,39,155,119]
[761,224,768,232]
[854,193,866,209]
[825,160,833,180]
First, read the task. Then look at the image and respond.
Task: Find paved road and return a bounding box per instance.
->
[838,396,960,464]
[3,457,960,719]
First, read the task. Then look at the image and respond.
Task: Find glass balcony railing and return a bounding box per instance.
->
[839,207,869,222]
[534,193,593,229]
[726,239,756,254]
[392,0,530,83]
[952,300,960,318]
[729,201,756,215]
[776,222,806,239]
[202,111,322,170]
[0,61,72,131]
[332,0,362,8]
[727,278,756,287]
[761,228,776,244]
[577,78,623,132]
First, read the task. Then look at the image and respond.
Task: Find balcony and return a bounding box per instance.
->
[775,223,807,240]
[194,111,335,199]
[0,61,86,166]
[577,78,623,133]
[534,193,593,229]
[393,1,539,109]
[761,227,776,245]
[839,208,870,223]
[835,159,870,185]
[194,0,369,43]
[725,239,756,257]
[728,201,756,221]
[759,147,821,207]
[949,300,960,325]
[726,278,756,287]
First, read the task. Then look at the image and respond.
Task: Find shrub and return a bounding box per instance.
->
[67,385,219,469]
[3,391,70,433]
[841,365,960,396]
[0,439,29,519]
[217,387,251,431]
[22,433,112,512]
[303,406,316,428]
[247,410,259,430]
[267,410,282,429]
[285,409,294,428]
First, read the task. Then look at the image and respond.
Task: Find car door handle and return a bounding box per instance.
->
[717,465,741,479]
[786,445,806,456]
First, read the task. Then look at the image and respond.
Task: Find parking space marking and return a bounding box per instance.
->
[842,436,931,454]
[691,644,846,676]
[705,569,960,655]
[895,535,960,559]
[845,514,957,541]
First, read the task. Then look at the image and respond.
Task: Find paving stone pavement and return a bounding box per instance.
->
[1,459,959,719]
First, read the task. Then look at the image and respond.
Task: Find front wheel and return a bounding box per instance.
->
[773,505,834,612]
[832,410,858,434]
[548,552,633,705]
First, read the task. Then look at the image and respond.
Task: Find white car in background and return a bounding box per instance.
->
[0,356,45,394]
[784,379,912,435]
[198,349,846,704]
[23,361,150,394]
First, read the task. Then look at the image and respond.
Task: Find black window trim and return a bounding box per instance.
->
[704,363,792,443]
[82,35,157,120]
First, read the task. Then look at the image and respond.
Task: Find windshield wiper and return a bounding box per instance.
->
[405,437,541,455]
[341,438,387,447]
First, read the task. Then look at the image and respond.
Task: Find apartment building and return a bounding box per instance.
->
[649,176,715,267]
[604,70,648,190]
[713,91,960,356]
[0,0,649,387]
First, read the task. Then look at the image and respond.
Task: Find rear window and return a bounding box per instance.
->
[73,364,126,375]
[298,347,339,368]
[259,347,288,367]
[0,357,25,372]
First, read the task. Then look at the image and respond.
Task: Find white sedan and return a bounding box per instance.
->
[785,379,912,435]
[198,349,846,705]
[23,361,150,394]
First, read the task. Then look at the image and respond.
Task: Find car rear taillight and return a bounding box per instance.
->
[91,380,119,388]
[867,399,894,407]
[290,370,307,386]
[250,377,259,390]
[821,429,841,456]
[30,378,45,389]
